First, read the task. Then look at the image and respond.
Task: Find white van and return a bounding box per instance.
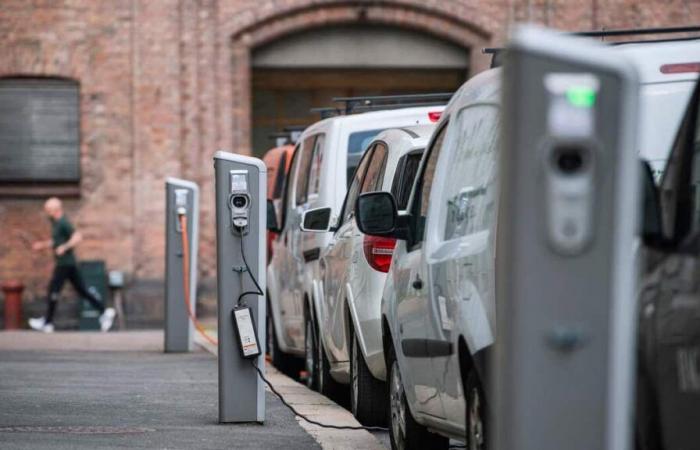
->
[266,104,445,375]
[355,37,699,449]
[613,39,700,177]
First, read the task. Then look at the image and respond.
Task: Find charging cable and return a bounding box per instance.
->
[249,359,389,431]
[178,213,218,346]
[235,229,389,432]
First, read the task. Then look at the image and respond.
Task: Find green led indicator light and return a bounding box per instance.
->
[566,86,596,108]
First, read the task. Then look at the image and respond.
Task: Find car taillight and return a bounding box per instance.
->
[363,235,397,273]
[660,62,700,74]
[428,111,442,122]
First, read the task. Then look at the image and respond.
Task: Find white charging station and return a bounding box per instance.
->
[495,27,640,450]
[213,151,266,423]
[164,178,199,353]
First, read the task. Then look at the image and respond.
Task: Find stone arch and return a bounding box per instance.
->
[216,0,493,153]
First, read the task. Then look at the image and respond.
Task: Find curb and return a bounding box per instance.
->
[194,334,385,450]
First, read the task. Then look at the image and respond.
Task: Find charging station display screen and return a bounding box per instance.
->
[230,173,248,192]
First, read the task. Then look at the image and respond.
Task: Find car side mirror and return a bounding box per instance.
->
[267,199,281,233]
[640,160,664,248]
[356,192,410,240]
[300,207,332,232]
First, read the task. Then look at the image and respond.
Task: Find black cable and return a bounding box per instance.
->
[249,360,389,431]
[236,230,264,307]
[236,230,389,432]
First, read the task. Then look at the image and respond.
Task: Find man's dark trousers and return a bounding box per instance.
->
[45,265,105,324]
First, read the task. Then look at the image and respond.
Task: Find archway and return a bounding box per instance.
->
[250,24,471,156]
[220,1,492,154]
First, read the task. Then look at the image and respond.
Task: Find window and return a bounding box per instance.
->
[442,105,500,241]
[391,150,424,210]
[341,146,375,224]
[360,143,387,193]
[280,145,301,228]
[660,82,700,242]
[0,78,80,183]
[411,123,448,247]
[346,128,385,186]
[295,134,323,205]
[307,134,325,198]
[272,151,288,200]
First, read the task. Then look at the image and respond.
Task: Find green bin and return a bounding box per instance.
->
[78,260,108,331]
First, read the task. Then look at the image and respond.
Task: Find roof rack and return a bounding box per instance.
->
[310,107,342,119]
[573,25,700,38]
[268,125,308,146]
[332,93,453,114]
[483,25,700,69]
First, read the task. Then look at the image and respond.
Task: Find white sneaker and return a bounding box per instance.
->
[28,317,46,331]
[28,317,54,333]
[99,308,116,332]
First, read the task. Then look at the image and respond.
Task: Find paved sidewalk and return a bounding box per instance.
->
[0,331,320,449]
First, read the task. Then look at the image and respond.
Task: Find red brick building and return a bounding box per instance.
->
[0,0,697,326]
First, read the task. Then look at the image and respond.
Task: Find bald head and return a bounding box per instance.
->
[44,197,63,219]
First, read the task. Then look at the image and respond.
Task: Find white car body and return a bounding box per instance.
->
[380,38,700,444]
[381,70,501,441]
[614,39,700,177]
[267,106,444,363]
[318,126,434,384]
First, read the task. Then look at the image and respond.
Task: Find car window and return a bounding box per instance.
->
[295,135,319,205]
[411,123,448,248]
[341,146,375,225]
[346,129,385,186]
[391,150,423,210]
[280,145,301,228]
[443,105,500,241]
[272,151,288,200]
[307,135,325,198]
[689,102,700,235]
[660,83,700,241]
[361,143,388,193]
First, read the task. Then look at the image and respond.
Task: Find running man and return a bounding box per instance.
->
[28,198,116,333]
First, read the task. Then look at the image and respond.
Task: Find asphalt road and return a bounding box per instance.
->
[0,349,320,449]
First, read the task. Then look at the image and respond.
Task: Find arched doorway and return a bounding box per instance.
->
[250,24,470,156]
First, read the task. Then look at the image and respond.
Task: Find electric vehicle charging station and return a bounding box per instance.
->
[213,151,266,424]
[164,178,199,353]
[495,27,640,450]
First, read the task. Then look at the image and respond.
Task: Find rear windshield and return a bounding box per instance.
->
[346,128,384,187]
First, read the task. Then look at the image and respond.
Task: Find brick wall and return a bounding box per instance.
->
[0,0,697,327]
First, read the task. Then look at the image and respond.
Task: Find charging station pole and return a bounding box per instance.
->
[164,178,199,353]
[214,151,266,423]
[495,27,639,450]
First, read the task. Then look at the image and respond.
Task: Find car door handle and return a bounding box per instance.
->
[412,275,423,290]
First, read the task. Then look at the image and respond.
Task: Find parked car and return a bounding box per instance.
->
[354,69,501,448]
[636,75,700,450]
[263,143,297,263]
[351,37,700,450]
[266,104,445,376]
[299,125,433,424]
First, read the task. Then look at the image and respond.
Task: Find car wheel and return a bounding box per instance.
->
[304,312,319,391]
[350,327,388,426]
[466,370,486,450]
[267,299,302,377]
[388,345,448,450]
